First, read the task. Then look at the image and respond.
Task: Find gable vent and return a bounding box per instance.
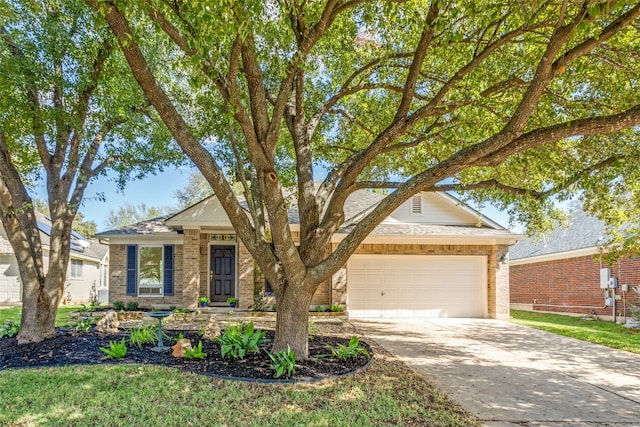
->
[411,195,422,215]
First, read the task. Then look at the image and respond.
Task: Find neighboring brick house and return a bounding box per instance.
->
[510,208,640,318]
[96,191,521,319]
[0,214,109,304]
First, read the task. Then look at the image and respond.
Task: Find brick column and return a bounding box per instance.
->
[494,244,510,320]
[183,228,201,309]
[237,242,254,309]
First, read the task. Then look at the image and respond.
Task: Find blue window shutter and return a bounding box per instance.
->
[163,245,174,296]
[126,245,137,296]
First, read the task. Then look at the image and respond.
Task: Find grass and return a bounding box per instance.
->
[0,307,479,426]
[0,305,81,327]
[510,309,640,354]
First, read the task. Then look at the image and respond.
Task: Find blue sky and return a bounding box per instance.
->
[43,167,516,233]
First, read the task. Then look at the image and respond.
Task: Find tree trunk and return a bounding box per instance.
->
[17,274,63,344]
[272,284,315,358]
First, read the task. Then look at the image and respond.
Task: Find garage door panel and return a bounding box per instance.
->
[347,255,487,318]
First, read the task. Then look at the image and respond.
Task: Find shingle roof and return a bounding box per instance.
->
[97,190,513,240]
[509,208,606,260]
[97,215,174,236]
[0,214,108,261]
[358,223,516,237]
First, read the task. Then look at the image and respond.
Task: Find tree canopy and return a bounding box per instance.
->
[88,0,640,356]
[0,0,183,343]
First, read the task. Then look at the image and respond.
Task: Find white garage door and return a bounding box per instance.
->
[347,255,487,318]
[0,255,21,303]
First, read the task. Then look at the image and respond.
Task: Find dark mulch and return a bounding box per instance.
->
[0,327,372,382]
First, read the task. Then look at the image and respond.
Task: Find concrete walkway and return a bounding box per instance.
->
[351,318,640,427]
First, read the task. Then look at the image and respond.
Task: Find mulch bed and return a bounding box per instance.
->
[0,327,372,382]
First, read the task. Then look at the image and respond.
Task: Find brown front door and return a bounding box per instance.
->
[210,245,235,302]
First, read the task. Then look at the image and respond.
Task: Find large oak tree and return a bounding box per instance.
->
[89,0,640,357]
[0,0,182,343]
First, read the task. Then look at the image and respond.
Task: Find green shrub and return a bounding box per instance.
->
[129,324,157,349]
[0,320,19,338]
[100,338,127,359]
[268,346,297,378]
[329,304,344,312]
[314,305,326,312]
[327,336,371,360]
[126,301,139,311]
[112,301,125,311]
[184,340,207,359]
[252,291,269,311]
[216,322,266,360]
[74,317,93,334]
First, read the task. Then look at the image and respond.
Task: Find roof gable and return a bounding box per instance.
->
[388,192,497,226]
[165,196,233,229]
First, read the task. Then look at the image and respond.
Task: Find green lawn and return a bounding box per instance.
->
[510,309,640,354]
[0,306,479,426]
[0,305,81,327]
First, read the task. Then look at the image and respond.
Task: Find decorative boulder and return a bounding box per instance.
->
[172,338,193,357]
[203,317,221,340]
[96,310,120,334]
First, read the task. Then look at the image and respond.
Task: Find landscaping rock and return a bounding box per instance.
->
[203,317,221,340]
[95,310,119,334]
[171,338,193,357]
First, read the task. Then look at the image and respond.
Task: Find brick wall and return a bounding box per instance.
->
[182,229,200,309]
[510,255,640,316]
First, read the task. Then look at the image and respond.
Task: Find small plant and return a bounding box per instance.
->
[0,320,20,338]
[172,308,191,313]
[175,332,185,341]
[308,320,320,339]
[112,301,125,311]
[198,321,205,336]
[268,346,297,378]
[252,290,269,311]
[199,297,209,307]
[216,322,266,360]
[100,338,127,359]
[74,317,93,334]
[330,304,344,312]
[227,297,238,307]
[169,305,177,311]
[184,340,207,359]
[126,301,139,311]
[129,324,157,349]
[327,336,371,360]
[80,303,96,313]
[315,305,327,312]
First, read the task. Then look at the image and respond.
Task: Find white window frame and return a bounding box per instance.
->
[138,245,164,297]
[70,259,83,278]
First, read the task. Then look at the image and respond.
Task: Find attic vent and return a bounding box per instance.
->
[411,195,422,215]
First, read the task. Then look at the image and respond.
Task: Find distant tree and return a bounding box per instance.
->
[104,203,174,230]
[0,1,182,344]
[30,199,97,238]
[91,1,640,357]
[173,171,213,208]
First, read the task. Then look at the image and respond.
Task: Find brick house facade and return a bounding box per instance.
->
[510,209,640,318]
[99,191,520,318]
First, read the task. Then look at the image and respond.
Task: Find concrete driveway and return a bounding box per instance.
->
[350,318,640,427]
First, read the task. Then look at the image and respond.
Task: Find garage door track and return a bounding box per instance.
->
[351,318,640,427]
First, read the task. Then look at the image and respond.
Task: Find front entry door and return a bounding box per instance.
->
[210,245,236,302]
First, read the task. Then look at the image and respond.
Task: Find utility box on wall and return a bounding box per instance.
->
[600,268,610,289]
